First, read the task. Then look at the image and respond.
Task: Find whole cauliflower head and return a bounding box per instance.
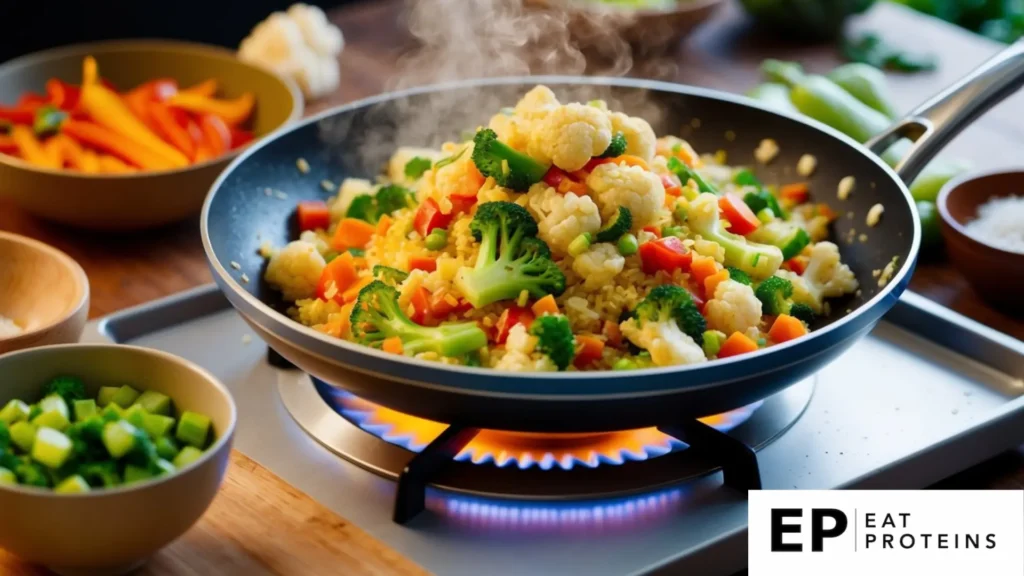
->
[264,240,326,301]
[610,112,657,163]
[779,242,859,313]
[704,279,763,337]
[620,318,707,367]
[572,243,626,290]
[526,185,602,256]
[528,103,613,172]
[586,162,666,229]
[494,324,558,372]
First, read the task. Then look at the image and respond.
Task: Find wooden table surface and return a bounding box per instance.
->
[2,0,1023,573]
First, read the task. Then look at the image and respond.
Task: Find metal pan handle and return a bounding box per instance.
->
[865,39,1024,183]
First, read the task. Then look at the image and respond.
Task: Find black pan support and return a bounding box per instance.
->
[392,420,762,525]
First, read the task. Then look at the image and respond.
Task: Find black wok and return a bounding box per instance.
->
[202,41,1024,432]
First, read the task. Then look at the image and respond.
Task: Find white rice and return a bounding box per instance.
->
[0,315,22,338]
[964,195,1024,254]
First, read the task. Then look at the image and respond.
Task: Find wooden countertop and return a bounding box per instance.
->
[1,0,1023,573]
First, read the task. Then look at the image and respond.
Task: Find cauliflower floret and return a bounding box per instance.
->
[488,112,532,152]
[586,163,666,229]
[620,318,707,367]
[572,243,626,290]
[528,103,612,172]
[704,280,763,337]
[779,242,859,313]
[330,178,375,221]
[387,146,443,186]
[299,230,331,256]
[693,237,726,263]
[515,85,561,120]
[610,112,657,163]
[495,324,558,372]
[287,3,344,58]
[525,185,602,256]
[264,240,326,300]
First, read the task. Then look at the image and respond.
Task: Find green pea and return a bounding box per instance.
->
[617,233,639,256]
[425,229,447,251]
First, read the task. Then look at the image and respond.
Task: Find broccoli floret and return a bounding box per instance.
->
[599,132,627,158]
[633,285,706,345]
[755,276,794,315]
[471,129,550,192]
[687,193,784,280]
[595,207,632,243]
[743,189,785,220]
[789,303,815,324]
[43,376,86,405]
[725,267,753,286]
[0,422,8,453]
[351,281,487,357]
[15,458,50,488]
[529,314,575,371]
[454,202,566,308]
[375,184,415,215]
[667,156,716,194]
[346,194,377,222]
[66,417,109,463]
[404,157,433,180]
[372,265,409,286]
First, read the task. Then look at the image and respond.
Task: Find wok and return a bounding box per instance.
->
[202,41,1024,432]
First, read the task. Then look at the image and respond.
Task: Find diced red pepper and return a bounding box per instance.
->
[779,183,809,204]
[297,201,330,232]
[450,193,478,216]
[17,93,48,107]
[542,166,565,188]
[0,105,38,125]
[639,236,693,274]
[409,256,437,273]
[659,173,683,197]
[413,198,452,237]
[410,287,433,325]
[642,225,662,239]
[783,256,809,275]
[582,157,613,172]
[494,306,536,344]
[719,193,761,236]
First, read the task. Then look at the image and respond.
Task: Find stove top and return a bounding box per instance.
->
[87,286,1024,576]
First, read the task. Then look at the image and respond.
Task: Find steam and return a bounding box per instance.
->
[321,0,675,173]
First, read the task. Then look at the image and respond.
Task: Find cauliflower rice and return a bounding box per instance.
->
[263,86,860,372]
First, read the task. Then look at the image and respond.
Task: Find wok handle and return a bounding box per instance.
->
[865,39,1024,183]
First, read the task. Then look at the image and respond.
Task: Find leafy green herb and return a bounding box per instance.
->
[403,157,433,180]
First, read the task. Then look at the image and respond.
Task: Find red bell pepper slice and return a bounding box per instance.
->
[297,201,331,232]
[494,306,535,344]
[149,102,196,159]
[542,166,566,188]
[413,198,452,237]
[0,105,38,125]
[229,127,254,149]
[639,236,693,274]
[17,92,48,107]
[199,113,231,156]
[45,80,81,111]
[0,135,16,154]
[718,193,761,236]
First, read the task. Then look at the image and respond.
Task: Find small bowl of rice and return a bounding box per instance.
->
[938,169,1024,316]
[0,232,90,354]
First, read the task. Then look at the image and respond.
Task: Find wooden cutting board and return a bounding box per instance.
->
[0,451,431,576]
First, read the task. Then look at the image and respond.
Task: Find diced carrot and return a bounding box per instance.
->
[672,143,699,167]
[375,214,393,236]
[495,306,535,344]
[689,255,721,287]
[410,286,433,325]
[779,183,809,204]
[718,332,759,358]
[704,269,730,299]
[297,201,331,232]
[614,154,650,170]
[409,256,437,273]
[602,320,622,348]
[815,203,838,222]
[382,337,404,355]
[769,314,808,343]
[316,253,358,303]
[338,302,355,338]
[574,335,605,369]
[531,295,559,317]
[341,276,374,303]
[642,225,661,238]
[662,173,683,198]
[331,218,376,251]
[557,178,587,196]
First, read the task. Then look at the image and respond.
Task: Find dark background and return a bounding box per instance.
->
[0,0,358,63]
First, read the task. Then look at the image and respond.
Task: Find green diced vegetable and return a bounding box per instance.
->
[123,464,154,485]
[404,156,433,180]
[756,208,775,224]
[172,446,204,469]
[0,467,15,485]
[15,459,49,487]
[612,358,638,370]
[0,400,31,425]
[0,422,7,452]
[425,228,448,251]
[702,330,726,358]
[73,399,98,422]
[54,475,91,494]
[32,409,70,432]
[154,459,176,476]
[748,220,811,260]
[43,376,86,405]
[97,386,120,407]
[595,206,632,243]
[39,395,69,420]
[78,461,120,488]
[155,436,180,461]
[661,226,685,239]
[134,390,172,416]
[142,414,176,440]
[667,157,716,194]
[568,233,592,257]
[599,132,628,158]
[31,427,73,469]
[742,189,784,220]
[733,169,762,188]
[110,385,141,408]
[103,420,138,459]
[725,267,753,286]
[124,404,147,430]
[176,411,212,449]
[33,106,68,137]
[102,403,125,422]
[617,233,639,256]
[10,422,37,453]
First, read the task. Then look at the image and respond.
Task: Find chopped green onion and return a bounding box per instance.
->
[568,232,593,257]
[756,208,775,224]
[752,253,761,267]
[425,229,448,251]
[617,233,638,256]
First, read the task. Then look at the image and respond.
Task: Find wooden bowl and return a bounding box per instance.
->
[524,0,724,51]
[0,344,237,576]
[0,40,303,231]
[937,169,1024,316]
[0,231,89,354]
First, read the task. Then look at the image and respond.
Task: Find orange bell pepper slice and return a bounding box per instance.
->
[97,154,136,174]
[149,102,195,159]
[180,78,218,98]
[531,295,559,317]
[166,91,255,126]
[199,113,231,156]
[61,120,175,171]
[10,125,59,168]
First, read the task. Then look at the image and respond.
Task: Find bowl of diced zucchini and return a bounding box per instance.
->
[0,343,236,576]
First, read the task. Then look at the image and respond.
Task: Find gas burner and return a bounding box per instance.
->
[327,389,763,471]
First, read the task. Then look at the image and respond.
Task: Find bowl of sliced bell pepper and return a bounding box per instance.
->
[0,40,303,230]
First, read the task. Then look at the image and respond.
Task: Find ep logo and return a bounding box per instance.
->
[771,508,848,552]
